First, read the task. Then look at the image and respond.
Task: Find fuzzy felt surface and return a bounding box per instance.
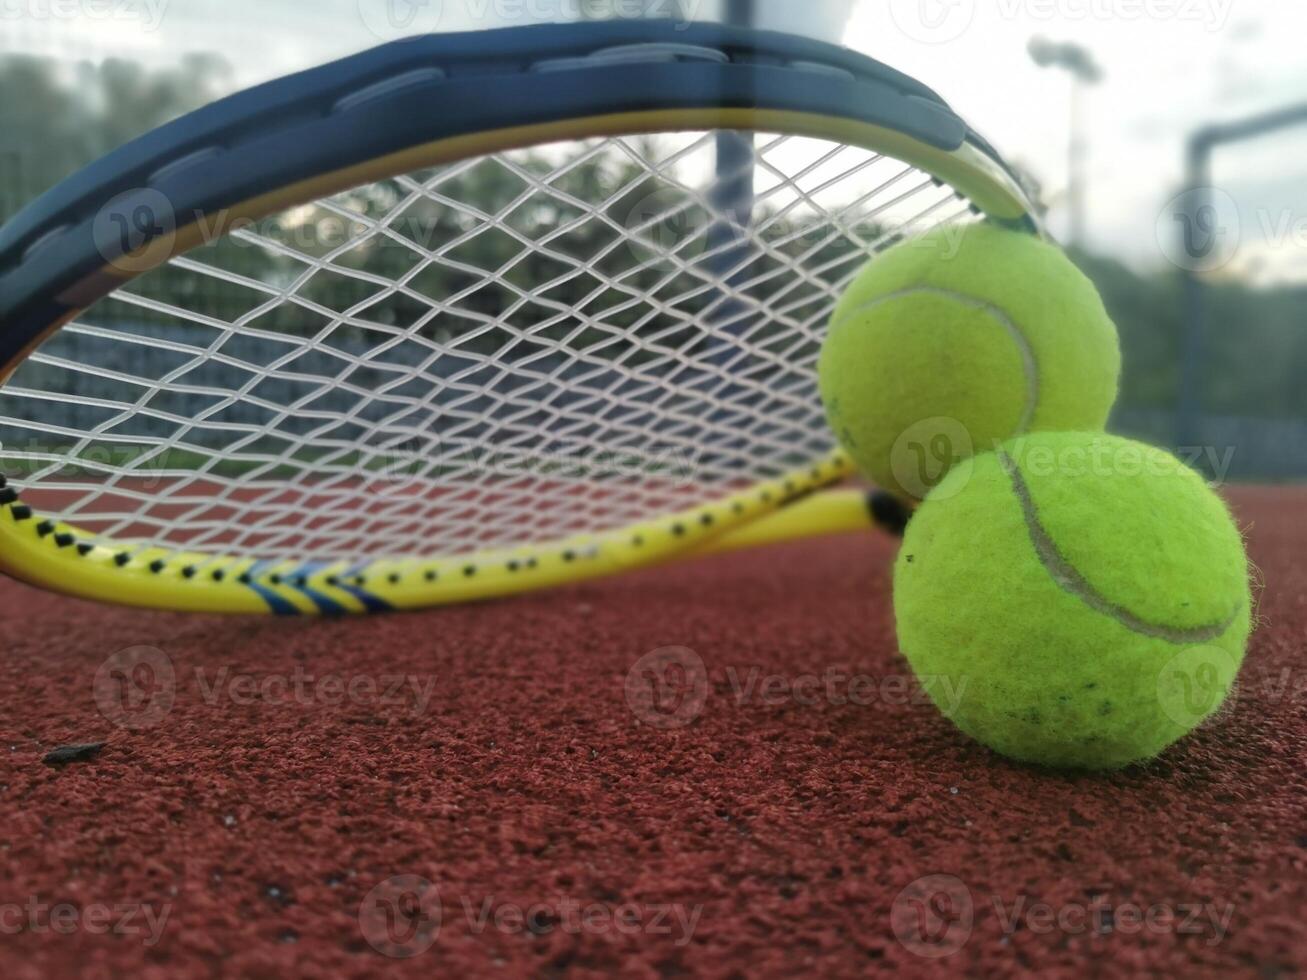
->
[0,483,1302,978]
[894,433,1252,771]
[818,223,1121,498]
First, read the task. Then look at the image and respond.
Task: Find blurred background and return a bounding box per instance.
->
[1,0,1303,480]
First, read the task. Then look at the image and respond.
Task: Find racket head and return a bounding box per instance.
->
[0,21,1037,614]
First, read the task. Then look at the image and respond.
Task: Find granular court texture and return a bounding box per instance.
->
[0,486,1303,978]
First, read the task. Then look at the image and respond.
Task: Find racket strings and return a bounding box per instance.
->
[0,132,972,562]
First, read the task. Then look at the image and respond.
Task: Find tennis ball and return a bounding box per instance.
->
[894,431,1253,770]
[818,222,1120,499]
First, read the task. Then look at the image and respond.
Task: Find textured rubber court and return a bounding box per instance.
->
[1,485,1303,978]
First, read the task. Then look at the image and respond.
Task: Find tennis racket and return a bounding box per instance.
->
[0,20,1037,615]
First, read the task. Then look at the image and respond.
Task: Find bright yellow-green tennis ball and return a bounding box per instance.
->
[894,432,1253,771]
[818,222,1121,499]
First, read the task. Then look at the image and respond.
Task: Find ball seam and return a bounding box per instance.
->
[999,449,1242,645]
[834,285,1039,435]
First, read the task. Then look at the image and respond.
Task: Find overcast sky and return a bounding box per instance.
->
[3,0,1304,279]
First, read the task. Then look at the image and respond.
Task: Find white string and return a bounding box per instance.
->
[0,132,973,561]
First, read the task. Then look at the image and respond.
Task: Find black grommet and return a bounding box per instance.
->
[114,552,130,567]
[54,532,74,548]
[149,560,166,573]
[36,520,54,537]
[11,504,32,521]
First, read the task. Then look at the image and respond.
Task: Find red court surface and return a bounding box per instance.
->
[0,485,1303,978]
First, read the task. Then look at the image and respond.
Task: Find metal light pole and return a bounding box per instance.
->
[711,0,757,270]
[1176,103,1307,452]
[706,0,756,381]
[1028,38,1102,249]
